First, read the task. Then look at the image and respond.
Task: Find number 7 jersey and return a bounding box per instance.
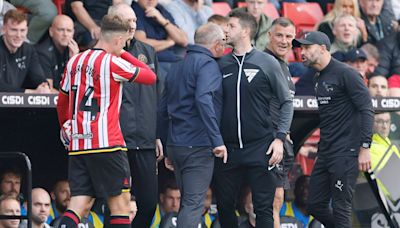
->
[59,49,141,155]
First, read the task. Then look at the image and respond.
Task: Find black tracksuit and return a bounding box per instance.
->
[265,48,296,189]
[213,48,293,228]
[307,58,374,228]
[0,37,47,92]
[119,39,160,228]
[36,35,70,90]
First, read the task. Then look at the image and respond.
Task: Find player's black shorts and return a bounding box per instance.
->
[273,139,294,190]
[68,150,131,198]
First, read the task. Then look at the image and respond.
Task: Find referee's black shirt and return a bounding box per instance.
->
[315,58,373,158]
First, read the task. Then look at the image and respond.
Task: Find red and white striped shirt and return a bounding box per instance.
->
[58,49,155,155]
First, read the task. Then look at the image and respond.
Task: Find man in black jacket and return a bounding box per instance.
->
[0,10,50,93]
[374,31,400,78]
[293,31,373,228]
[108,4,162,228]
[36,14,79,92]
[214,11,293,228]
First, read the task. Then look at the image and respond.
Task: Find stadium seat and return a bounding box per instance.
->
[296,153,315,176]
[211,2,232,16]
[295,128,319,175]
[287,49,296,63]
[282,2,323,37]
[53,0,65,14]
[263,3,279,19]
[237,2,246,7]
[305,128,320,145]
[235,2,280,19]
[292,47,302,62]
[326,3,334,13]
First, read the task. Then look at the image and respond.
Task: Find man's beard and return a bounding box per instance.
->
[294,197,307,209]
[32,214,47,225]
[55,200,68,213]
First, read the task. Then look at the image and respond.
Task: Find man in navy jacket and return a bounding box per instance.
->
[157,22,227,228]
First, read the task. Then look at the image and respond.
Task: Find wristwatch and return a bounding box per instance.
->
[361,142,371,149]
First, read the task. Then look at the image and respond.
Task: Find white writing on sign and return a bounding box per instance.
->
[307,98,318,108]
[28,96,50,105]
[372,99,378,108]
[381,99,400,108]
[1,95,24,105]
[293,98,303,108]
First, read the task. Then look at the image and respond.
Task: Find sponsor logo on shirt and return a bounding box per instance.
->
[244,69,259,83]
[317,96,331,105]
[222,73,233,78]
[322,82,334,92]
[15,56,26,70]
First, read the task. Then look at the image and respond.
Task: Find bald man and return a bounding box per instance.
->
[28,188,51,228]
[157,22,227,228]
[36,14,79,93]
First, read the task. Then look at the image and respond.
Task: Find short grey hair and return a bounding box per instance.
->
[108,3,130,16]
[194,22,224,47]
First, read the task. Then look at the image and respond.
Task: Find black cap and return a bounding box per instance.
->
[345,48,367,62]
[292,31,331,51]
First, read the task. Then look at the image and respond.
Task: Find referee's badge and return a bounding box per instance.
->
[138,54,148,64]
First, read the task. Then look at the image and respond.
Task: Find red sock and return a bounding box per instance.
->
[109,215,130,228]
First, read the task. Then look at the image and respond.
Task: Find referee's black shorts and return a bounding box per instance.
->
[68,150,131,198]
[272,139,294,190]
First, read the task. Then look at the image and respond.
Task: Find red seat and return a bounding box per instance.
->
[287,49,296,62]
[237,2,246,8]
[282,2,323,38]
[235,2,279,19]
[326,3,334,13]
[296,154,315,176]
[212,2,232,16]
[305,128,320,145]
[263,3,279,19]
[53,0,65,14]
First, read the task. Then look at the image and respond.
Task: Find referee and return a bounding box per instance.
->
[214,11,293,228]
[293,31,373,228]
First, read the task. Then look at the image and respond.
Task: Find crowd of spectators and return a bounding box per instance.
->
[0,0,400,227]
